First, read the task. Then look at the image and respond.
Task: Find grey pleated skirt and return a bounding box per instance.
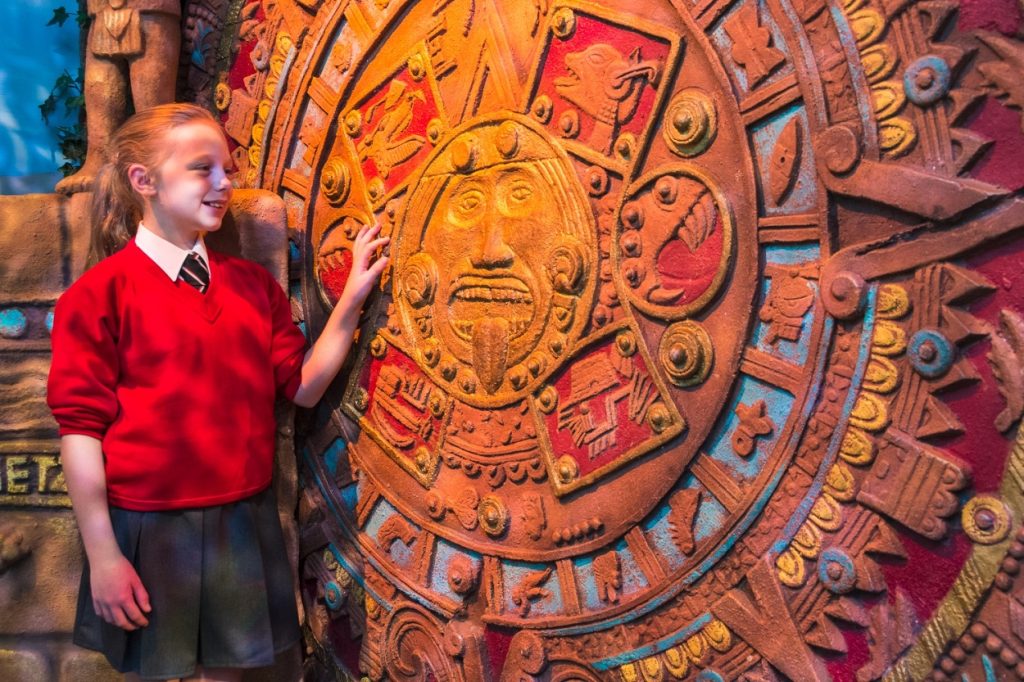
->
[73,487,301,680]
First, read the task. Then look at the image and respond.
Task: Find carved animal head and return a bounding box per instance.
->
[555,45,662,124]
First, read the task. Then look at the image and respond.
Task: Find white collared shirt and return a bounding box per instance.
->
[135,223,211,283]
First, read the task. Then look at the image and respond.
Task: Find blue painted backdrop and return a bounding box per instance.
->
[0,1,81,194]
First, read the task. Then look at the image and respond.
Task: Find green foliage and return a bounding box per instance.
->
[40,5,89,176]
[46,5,89,28]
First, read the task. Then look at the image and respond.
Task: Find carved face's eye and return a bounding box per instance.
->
[497,171,539,218]
[458,191,483,213]
[509,182,533,204]
[449,186,486,225]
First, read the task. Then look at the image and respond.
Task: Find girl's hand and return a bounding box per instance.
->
[89,551,151,631]
[340,223,390,310]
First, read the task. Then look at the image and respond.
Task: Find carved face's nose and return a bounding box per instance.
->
[471,214,515,269]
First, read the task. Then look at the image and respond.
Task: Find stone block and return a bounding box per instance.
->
[0,511,82,635]
[58,648,118,682]
[0,647,50,681]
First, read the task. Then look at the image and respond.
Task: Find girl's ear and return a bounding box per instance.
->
[127,163,157,197]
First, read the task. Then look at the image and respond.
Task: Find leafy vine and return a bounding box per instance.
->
[39,4,89,176]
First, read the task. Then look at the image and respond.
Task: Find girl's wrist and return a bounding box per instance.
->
[86,542,125,568]
[335,285,367,325]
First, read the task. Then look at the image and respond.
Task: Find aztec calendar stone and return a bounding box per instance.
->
[200,0,1024,677]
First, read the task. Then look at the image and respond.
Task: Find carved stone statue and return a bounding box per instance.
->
[56,0,182,195]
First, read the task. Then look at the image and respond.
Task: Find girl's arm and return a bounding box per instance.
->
[292,224,389,408]
[61,434,151,630]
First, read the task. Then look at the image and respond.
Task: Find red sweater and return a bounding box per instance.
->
[47,240,308,511]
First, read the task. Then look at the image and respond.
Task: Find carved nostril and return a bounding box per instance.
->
[471,221,515,268]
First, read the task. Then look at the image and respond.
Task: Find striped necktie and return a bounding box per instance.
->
[178,252,210,293]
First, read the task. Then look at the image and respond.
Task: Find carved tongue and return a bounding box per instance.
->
[472,318,509,394]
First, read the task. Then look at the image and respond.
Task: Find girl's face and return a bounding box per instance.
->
[148,120,234,238]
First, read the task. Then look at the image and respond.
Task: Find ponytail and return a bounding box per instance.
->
[88,159,141,266]
[86,103,220,266]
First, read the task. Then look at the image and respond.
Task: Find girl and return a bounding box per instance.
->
[47,103,388,681]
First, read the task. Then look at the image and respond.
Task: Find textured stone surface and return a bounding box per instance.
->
[202,0,1024,679]
[58,648,119,682]
[0,648,50,681]
[4,0,1024,680]
[0,512,83,635]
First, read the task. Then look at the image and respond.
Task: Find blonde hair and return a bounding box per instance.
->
[89,103,221,265]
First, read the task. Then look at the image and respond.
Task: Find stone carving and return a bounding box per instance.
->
[759,268,815,345]
[615,167,733,318]
[511,566,553,617]
[592,549,622,603]
[723,3,785,89]
[56,0,183,195]
[732,400,773,457]
[9,0,1024,679]
[394,115,596,405]
[241,0,1024,677]
[987,308,1024,432]
[554,44,662,154]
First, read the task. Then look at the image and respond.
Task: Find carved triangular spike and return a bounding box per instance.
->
[998,308,1024,359]
[805,614,848,653]
[933,45,978,79]
[916,0,959,39]
[712,558,831,681]
[929,358,981,393]
[989,309,1024,432]
[916,395,965,439]
[941,305,992,344]
[856,590,919,682]
[825,597,872,627]
[950,128,994,175]
[854,555,888,592]
[243,72,260,98]
[864,521,908,560]
[948,88,987,125]
[893,590,919,650]
[940,263,996,305]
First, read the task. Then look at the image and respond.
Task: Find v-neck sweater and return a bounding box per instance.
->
[47,239,308,511]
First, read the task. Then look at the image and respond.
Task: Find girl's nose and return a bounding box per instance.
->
[215,169,232,191]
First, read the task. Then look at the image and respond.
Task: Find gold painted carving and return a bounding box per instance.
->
[662,89,717,158]
[394,114,597,407]
[658,320,713,387]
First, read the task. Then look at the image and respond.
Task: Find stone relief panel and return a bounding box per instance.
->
[205,0,1024,678]
[2,0,1023,679]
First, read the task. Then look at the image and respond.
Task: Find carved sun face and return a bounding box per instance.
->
[429,166,553,364]
[395,115,596,406]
